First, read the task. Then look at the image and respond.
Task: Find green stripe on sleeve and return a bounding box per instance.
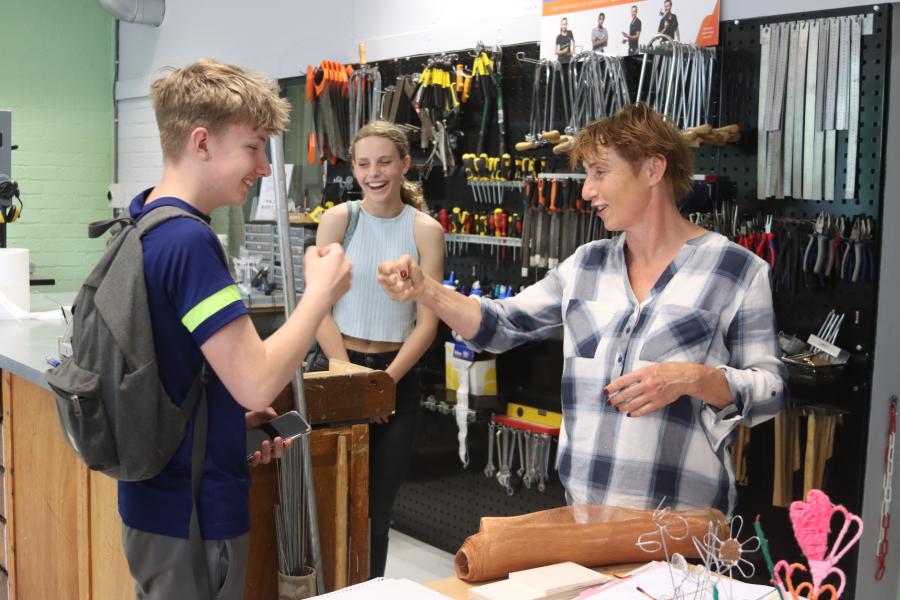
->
[181,285,242,333]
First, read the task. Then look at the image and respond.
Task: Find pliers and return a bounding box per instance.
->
[755,214,776,268]
[736,223,757,252]
[804,212,832,286]
[841,217,876,282]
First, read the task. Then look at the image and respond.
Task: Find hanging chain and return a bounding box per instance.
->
[875,395,897,580]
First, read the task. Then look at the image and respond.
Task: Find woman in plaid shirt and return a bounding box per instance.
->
[378,104,786,516]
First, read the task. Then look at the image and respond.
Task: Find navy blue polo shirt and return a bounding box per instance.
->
[118,190,250,540]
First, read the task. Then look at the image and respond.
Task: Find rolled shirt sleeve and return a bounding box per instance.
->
[465,258,574,352]
[702,266,787,450]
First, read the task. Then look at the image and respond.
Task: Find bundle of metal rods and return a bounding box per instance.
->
[275,445,308,576]
[635,34,716,130]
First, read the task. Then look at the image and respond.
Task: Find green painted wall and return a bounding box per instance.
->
[1,0,114,291]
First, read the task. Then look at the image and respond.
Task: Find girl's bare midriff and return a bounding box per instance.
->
[342,333,403,354]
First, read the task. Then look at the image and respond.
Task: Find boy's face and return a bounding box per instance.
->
[631,6,638,18]
[561,19,568,32]
[598,15,605,26]
[204,122,271,207]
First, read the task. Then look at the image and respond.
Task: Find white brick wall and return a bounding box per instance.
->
[116,96,162,202]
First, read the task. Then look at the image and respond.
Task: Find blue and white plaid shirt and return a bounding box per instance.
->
[466,232,786,515]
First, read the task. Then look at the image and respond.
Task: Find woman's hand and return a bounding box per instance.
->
[604,362,711,417]
[246,408,294,466]
[378,255,426,302]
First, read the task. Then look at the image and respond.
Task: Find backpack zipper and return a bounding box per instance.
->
[70,394,82,417]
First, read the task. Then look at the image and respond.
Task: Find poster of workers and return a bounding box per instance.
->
[541,0,719,60]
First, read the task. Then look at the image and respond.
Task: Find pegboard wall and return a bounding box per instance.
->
[695,6,888,362]
[283,7,891,583]
[313,42,549,295]
[698,6,890,591]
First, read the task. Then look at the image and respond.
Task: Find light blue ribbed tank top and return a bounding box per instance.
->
[333,203,419,342]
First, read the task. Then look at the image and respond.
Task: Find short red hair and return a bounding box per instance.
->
[570,103,694,200]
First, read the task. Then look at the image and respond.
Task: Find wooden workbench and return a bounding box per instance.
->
[0,360,393,599]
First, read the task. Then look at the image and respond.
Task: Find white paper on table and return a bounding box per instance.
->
[579,562,779,600]
[311,577,451,599]
[254,163,294,221]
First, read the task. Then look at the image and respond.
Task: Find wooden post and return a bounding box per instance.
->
[334,434,349,589]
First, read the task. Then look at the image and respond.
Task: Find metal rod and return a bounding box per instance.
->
[271,133,325,593]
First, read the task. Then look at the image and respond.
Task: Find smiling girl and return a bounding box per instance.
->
[313,120,445,577]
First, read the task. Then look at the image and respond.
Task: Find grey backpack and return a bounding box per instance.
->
[46,206,213,481]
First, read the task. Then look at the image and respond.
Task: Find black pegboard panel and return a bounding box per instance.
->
[686,6,889,361]
[691,6,890,593]
[698,6,889,218]
[393,413,566,555]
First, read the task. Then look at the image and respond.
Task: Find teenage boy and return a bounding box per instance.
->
[120,59,352,600]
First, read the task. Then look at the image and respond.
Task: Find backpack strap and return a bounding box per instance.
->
[136,205,209,236]
[87,217,134,239]
[342,200,361,249]
[186,364,212,598]
[137,205,231,267]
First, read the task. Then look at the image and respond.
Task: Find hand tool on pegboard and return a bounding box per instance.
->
[729,425,751,486]
[307,60,352,162]
[756,13,873,200]
[636,35,717,131]
[348,43,382,142]
[547,179,562,269]
[470,46,495,159]
[801,405,845,498]
[773,409,801,507]
[516,54,548,151]
[492,46,512,194]
[489,413,560,495]
[520,178,536,276]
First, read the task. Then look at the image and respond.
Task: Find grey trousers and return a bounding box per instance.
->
[122,525,249,600]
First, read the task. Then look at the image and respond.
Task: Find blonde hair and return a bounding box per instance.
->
[570,103,694,200]
[150,58,291,161]
[350,121,428,212]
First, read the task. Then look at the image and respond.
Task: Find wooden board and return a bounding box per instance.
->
[246,424,370,597]
[275,362,395,424]
[3,373,88,599]
[89,471,133,599]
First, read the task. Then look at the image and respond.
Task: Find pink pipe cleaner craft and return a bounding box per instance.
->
[773,489,863,599]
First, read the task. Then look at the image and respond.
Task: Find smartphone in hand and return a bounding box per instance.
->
[246,410,311,462]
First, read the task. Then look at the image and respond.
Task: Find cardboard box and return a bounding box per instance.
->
[445,341,497,396]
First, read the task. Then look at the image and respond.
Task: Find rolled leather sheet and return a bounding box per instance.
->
[455,504,728,582]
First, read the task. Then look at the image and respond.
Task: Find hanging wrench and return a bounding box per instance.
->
[496,426,509,488]
[484,421,497,478]
[522,431,534,488]
[516,429,527,479]
[539,434,553,492]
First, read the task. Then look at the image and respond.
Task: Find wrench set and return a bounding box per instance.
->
[483,420,557,496]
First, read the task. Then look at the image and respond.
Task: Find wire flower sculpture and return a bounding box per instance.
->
[705,515,760,579]
[636,501,694,599]
[635,500,765,600]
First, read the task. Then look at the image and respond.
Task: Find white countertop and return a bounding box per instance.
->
[0,291,73,389]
